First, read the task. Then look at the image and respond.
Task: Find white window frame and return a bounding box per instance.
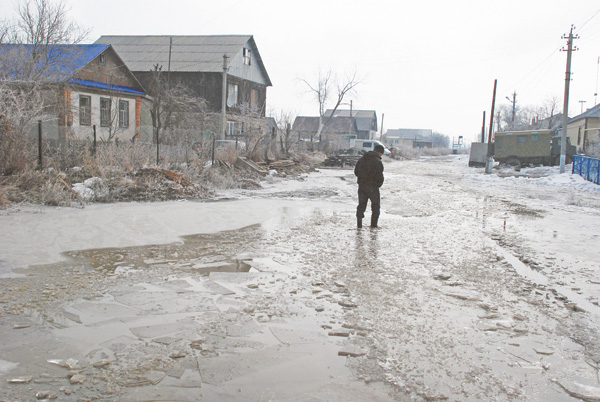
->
[79,95,91,126]
[243,48,251,65]
[118,100,129,128]
[227,83,239,108]
[100,97,111,127]
[227,121,238,137]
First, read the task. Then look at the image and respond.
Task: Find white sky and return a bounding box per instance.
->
[2,0,600,141]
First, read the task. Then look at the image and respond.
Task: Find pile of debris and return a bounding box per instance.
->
[321,149,362,168]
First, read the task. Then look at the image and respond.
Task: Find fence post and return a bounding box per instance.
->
[93,125,97,157]
[37,120,43,169]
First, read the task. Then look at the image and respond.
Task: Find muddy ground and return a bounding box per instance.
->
[1,155,600,401]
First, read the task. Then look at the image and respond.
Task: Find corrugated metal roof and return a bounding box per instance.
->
[0,43,109,81]
[94,35,271,86]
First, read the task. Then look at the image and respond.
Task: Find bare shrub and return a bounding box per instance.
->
[214,146,240,165]
[40,180,71,206]
[92,142,153,173]
[0,168,73,206]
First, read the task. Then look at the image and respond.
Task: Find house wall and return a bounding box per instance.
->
[68,89,140,142]
[134,71,267,117]
[568,118,600,153]
[227,42,268,86]
[74,48,144,90]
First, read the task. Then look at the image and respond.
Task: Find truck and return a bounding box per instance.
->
[492,129,576,168]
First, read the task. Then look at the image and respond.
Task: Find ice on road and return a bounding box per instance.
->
[1,154,600,401]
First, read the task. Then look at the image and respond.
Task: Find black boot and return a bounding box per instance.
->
[357,218,362,228]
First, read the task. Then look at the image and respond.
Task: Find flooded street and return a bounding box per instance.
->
[2,155,600,401]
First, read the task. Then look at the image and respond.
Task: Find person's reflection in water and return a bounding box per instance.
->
[353,229,380,269]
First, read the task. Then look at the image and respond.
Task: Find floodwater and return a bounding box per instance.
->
[1,155,600,401]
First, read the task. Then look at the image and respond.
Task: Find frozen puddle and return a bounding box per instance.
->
[490,238,600,316]
[0,224,394,401]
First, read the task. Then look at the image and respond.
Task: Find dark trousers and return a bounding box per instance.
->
[356,185,380,225]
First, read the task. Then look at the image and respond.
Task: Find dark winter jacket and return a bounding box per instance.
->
[354,151,384,188]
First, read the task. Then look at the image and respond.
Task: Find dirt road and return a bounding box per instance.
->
[1,155,600,401]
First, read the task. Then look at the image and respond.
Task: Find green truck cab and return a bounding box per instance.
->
[493,130,576,167]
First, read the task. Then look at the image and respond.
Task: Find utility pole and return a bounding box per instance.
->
[485,79,497,174]
[481,111,486,143]
[221,54,229,140]
[505,91,517,123]
[579,100,587,113]
[560,25,578,173]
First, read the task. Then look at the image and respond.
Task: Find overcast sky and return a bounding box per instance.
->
[2,0,600,141]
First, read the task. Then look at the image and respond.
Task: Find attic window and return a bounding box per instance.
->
[243,48,251,66]
[99,54,106,65]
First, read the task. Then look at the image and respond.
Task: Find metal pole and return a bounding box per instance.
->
[37,120,43,169]
[156,127,160,166]
[93,125,97,156]
[221,54,228,140]
[211,133,215,167]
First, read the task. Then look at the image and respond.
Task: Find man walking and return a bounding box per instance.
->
[354,144,384,228]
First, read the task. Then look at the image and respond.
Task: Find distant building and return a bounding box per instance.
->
[322,109,378,139]
[383,128,433,148]
[292,115,359,151]
[292,116,359,139]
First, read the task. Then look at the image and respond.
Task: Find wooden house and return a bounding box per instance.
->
[0,43,146,143]
[94,35,272,140]
[567,103,600,153]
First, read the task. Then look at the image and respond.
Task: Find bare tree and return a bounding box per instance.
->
[0,0,88,174]
[275,109,296,157]
[145,64,208,147]
[300,68,362,152]
[237,102,269,160]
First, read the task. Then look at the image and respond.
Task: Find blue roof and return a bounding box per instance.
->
[0,43,110,81]
[68,78,145,95]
